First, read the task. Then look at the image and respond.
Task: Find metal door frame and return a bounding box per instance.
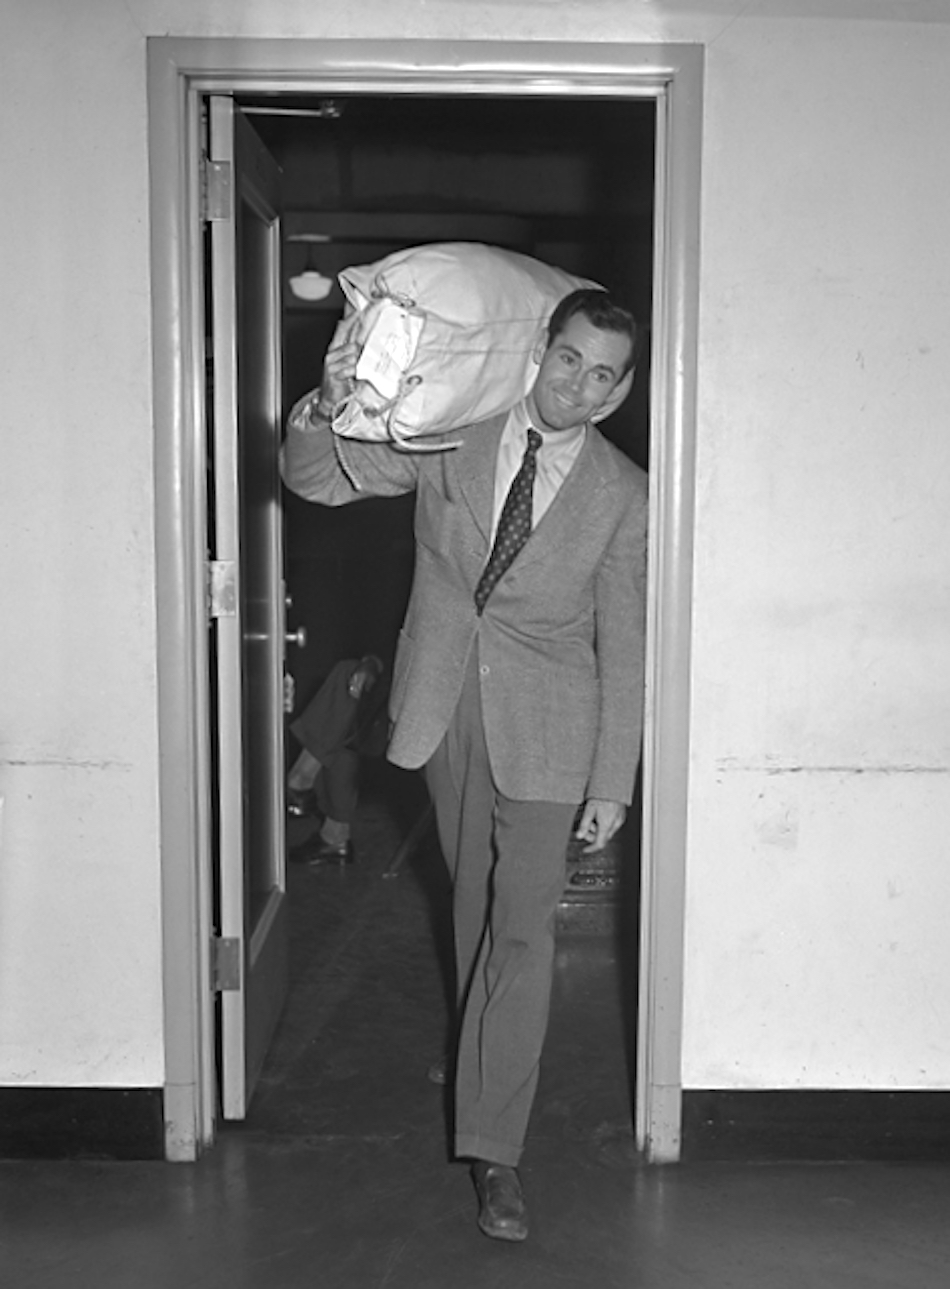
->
[146,37,702,1162]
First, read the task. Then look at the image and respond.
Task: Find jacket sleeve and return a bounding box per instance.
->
[280,387,422,505]
[587,474,649,804]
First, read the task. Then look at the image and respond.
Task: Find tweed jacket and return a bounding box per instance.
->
[281,399,648,805]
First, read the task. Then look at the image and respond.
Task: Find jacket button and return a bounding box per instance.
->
[479,664,490,676]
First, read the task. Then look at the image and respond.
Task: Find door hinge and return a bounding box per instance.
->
[208,560,237,618]
[213,937,241,992]
[202,157,232,221]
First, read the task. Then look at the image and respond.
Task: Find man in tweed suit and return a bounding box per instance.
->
[281,288,648,1241]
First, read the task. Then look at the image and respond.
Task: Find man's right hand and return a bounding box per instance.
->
[318,313,361,416]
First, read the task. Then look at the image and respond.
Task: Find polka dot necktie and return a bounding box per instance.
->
[474,428,543,615]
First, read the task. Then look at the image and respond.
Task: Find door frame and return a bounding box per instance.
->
[147,37,702,1163]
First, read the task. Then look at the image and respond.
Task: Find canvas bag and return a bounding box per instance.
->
[327,242,614,447]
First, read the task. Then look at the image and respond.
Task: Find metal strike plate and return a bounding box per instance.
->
[202,158,232,221]
[208,560,237,618]
[213,937,241,992]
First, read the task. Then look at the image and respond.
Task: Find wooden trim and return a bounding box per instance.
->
[635,49,704,1165]
[147,39,218,1162]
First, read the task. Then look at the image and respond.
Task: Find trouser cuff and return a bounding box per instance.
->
[455,1133,522,1168]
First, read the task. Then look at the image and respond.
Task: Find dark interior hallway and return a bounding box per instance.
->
[3,770,950,1287]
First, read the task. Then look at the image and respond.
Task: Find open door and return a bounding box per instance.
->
[207,95,289,1118]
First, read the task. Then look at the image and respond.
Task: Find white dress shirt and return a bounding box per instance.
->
[490,400,586,541]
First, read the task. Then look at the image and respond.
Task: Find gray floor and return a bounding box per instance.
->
[3,771,949,1288]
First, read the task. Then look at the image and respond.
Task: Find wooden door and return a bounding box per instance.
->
[207,95,288,1118]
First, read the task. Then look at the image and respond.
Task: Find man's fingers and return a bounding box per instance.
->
[574,805,595,840]
[577,800,626,852]
[582,823,608,854]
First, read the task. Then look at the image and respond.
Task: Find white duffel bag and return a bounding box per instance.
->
[327,242,599,447]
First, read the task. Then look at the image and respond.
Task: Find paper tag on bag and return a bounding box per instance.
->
[354,299,425,402]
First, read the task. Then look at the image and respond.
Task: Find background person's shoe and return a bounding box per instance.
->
[426,1058,448,1085]
[471,1162,528,1242]
[294,837,354,866]
[286,786,318,818]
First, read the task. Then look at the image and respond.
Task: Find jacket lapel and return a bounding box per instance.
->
[515,428,618,572]
[450,414,507,544]
[442,417,618,566]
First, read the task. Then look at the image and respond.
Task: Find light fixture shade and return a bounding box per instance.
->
[289,269,335,301]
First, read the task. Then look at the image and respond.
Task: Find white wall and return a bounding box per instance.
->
[0,3,163,1084]
[684,15,950,1088]
[0,0,947,1093]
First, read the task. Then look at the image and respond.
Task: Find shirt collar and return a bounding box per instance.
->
[510,399,587,453]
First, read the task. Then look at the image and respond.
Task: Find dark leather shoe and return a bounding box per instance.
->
[471,1162,528,1242]
[295,838,354,866]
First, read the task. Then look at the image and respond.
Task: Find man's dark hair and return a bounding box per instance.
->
[547,288,638,376]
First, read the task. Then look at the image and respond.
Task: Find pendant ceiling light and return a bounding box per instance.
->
[289,268,334,301]
[288,233,334,301]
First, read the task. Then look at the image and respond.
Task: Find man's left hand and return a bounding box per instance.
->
[575,799,627,853]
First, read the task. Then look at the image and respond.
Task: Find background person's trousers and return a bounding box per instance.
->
[425,647,577,1167]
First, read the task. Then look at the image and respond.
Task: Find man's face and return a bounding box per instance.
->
[526,313,634,434]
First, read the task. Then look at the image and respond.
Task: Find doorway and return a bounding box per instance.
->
[148,39,702,1164]
[235,84,654,1137]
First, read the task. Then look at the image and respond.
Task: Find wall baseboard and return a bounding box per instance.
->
[0,1087,164,1160]
[682,1089,950,1162]
[7,1085,947,1163]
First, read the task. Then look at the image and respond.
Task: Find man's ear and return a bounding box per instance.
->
[591,367,635,424]
[531,327,548,366]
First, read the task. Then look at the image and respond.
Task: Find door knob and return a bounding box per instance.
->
[285,626,307,649]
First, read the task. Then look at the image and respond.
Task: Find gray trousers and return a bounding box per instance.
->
[425,648,577,1167]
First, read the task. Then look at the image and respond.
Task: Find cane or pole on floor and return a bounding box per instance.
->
[382,799,435,879]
